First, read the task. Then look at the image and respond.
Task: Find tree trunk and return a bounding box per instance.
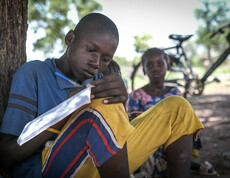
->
[0,0,28,126]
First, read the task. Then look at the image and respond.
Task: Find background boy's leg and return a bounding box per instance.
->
[127,96,204,177]
[166,134,193,178]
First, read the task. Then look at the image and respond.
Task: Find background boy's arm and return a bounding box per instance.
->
[129,111,143,121]
[89,74,128,104]
[97,143,130,178]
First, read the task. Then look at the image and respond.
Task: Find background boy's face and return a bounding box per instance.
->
[67,31,118,82]
[144,54,168,83]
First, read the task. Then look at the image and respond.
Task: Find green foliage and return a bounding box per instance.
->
[76,0,102,18]
[191,60,230,78]
[190,54,204,67]
[131,33,153,74]
[113,56,130,66]
[133,33,153,53]
[211,28,230,52]
[194,0,230,55]
[132,74,148,90]
[131,56,141,66]
[28,0,102,55]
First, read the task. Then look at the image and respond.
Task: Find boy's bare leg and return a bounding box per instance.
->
[166,134,193,178]
[98,143,130,178]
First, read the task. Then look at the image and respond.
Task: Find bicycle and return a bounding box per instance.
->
[130,22,230,98]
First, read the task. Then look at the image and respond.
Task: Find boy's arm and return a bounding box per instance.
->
[0,132,52,168]
[97,143,130,178]
[0,115,69,168]
[0,87,84,168]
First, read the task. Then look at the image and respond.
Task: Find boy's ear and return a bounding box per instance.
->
[142,66,146,75]
[142,63,146,75]
[65,30,75,46]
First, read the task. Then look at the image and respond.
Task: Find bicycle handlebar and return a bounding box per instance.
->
[210,22,230,39]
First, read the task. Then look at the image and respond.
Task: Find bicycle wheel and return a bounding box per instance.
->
[187,79,204,96]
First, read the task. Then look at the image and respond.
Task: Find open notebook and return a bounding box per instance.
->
[17,86,92,146]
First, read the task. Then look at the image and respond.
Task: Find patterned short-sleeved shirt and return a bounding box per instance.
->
[127,87,182,113]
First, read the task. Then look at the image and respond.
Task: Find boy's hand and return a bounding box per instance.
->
[88,74,128,104]
[129,111,143,121]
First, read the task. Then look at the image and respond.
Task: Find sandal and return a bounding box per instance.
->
[199,161,218,176]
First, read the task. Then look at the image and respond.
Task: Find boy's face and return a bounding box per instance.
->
[66,31,118,82]
[144,54,168,83]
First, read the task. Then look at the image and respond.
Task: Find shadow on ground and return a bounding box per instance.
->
[188,93,230,178]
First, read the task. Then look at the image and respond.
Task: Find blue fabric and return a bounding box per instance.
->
[43,109,120,177]
[0,58,103,178]
[1,59,70,136]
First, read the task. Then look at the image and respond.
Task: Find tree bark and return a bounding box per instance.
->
[0,0,28,126]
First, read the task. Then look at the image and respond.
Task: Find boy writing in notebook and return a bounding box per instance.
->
[0,13,204,178]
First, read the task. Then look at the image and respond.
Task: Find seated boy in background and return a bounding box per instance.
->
[127,47,217,177]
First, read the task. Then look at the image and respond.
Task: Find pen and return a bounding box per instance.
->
[55,72,80,87]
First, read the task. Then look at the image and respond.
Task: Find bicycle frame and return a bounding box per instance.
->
[164,43,196,80]
[163,26,230,97]
[201,40,230,83]
[130,23,230,97]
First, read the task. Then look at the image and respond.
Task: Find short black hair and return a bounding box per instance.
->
[103,60,121,76]
[74,13,119,42]
[141,47,170,74]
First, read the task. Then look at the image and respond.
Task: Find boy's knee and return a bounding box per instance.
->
[177,151,190,164]
[160,96,195,126]
[163,96,191,110]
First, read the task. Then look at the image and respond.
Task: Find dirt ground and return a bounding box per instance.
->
[187,80,230,178]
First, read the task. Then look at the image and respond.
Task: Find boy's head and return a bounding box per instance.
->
[103,60,121,76]
[141,47,170,75]
[64,13,119,83]
[141,47,170,83]
[74,13,119,42]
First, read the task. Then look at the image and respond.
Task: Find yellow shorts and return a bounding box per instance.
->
[43,96,204,177]
[127,96,204,172]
